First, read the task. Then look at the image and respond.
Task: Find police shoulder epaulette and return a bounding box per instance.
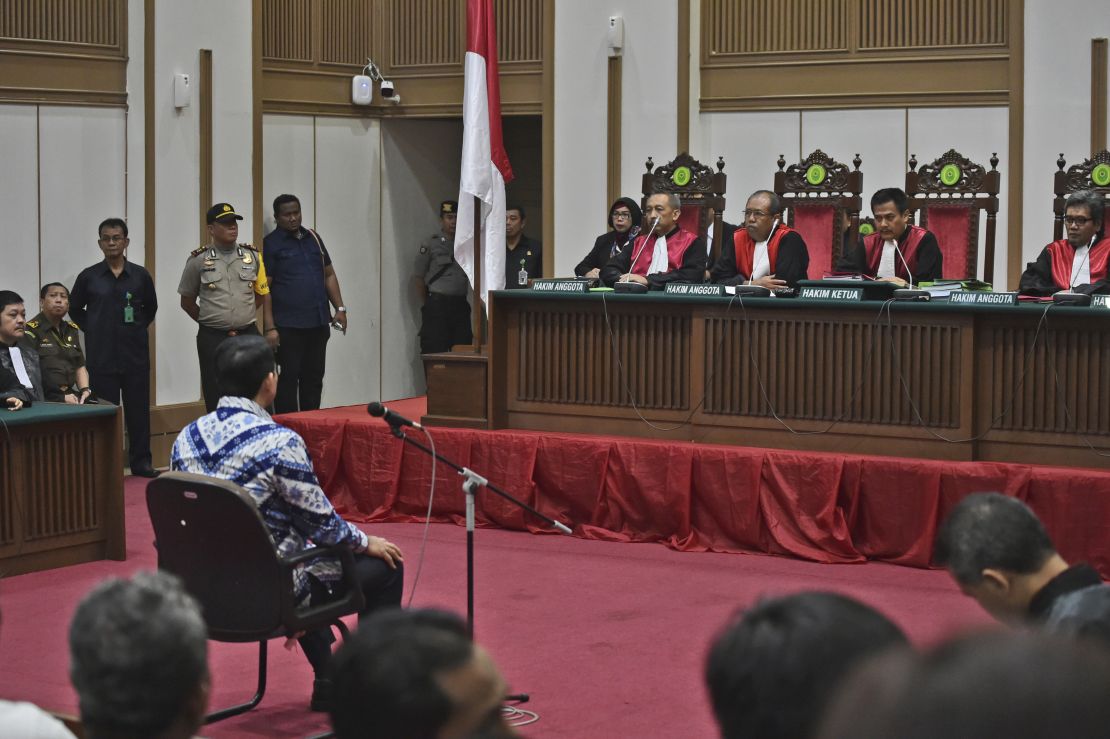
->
[189,245,208,258]
[240,243,257,252]
[66,319,80,330]
[26,318,39,329]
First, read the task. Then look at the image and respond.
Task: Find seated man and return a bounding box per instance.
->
[0,290,44,410]
[710,190,809,289]
[330,608,514,739]
[1019,190,1110,296]
[69,571,209,739]
[837,187,943,285]
[705,591,908,739]
[934,492,1110,644]
[170,335,404,710]
[600,192,707,289]
[575,197,642,278]
[24,282,92,403]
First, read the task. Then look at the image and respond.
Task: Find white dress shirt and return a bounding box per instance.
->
[877,240,898,278]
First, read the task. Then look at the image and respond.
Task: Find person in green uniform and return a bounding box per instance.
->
[23,282,92,403]
[178,202,271,412]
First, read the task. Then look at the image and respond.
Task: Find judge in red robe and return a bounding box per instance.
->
[837,187,942,285]
[711,190,809,288]
[600,193,707,289]
[1020,191,1110,296]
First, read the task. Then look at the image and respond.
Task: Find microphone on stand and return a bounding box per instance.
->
[368,401,423,430]
[616,216,659,293]
[892,242,930,301]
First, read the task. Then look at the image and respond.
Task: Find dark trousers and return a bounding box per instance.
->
[89,367,152,469]
[197,324,260,413]
[298,555,405,676]
[275,325,330,414]
[420,293,473,354]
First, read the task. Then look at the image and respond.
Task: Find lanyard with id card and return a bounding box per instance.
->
[123,291,135,323]
[518,258,528,286]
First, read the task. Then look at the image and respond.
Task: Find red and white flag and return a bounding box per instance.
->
[454,0,514,305]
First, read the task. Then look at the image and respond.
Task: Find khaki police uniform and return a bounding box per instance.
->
[23,312,86,401]
[417,201,473,354]
[178,242,270,411]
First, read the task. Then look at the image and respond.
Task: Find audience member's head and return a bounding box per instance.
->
[934,492,1062,622]
[215,334,276,402]
[0,290,27,346]
[704,591,908,739]
[818,631,1110,739]
[330,608,515,739]
[69,571,209,739]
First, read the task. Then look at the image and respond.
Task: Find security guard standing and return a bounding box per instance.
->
[416,200,473,354]
[178,202,270,412]
[23,282,92,403]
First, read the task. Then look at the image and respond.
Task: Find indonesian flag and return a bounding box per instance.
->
[454,0,514,305]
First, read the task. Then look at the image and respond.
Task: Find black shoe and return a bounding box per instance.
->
[310,678,333,712]
[131,465,161,478]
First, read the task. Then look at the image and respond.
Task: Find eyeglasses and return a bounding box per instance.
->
[743,209,770,219]
[612,211,633,220]
[1064,216,1093,227]
[99,235,126,243]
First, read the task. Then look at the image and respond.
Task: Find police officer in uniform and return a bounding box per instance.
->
[23,282,92,403]
[416,200,473,354]
[178,203,270,412]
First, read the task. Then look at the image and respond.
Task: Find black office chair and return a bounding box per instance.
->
[146,471,365,724]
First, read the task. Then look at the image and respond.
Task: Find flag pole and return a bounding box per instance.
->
[471,194,483,352]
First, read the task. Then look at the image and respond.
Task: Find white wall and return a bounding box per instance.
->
[0,104,127,303]
[380,119,464,399]
[152,0,254,406]
[1023,0,1110,267]
[552,0,679,278]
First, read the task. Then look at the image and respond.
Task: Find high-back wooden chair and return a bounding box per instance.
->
[1054,150,1110,240]
[774,150,863,279]
[641,153,727,263]
[906,149,1000,283]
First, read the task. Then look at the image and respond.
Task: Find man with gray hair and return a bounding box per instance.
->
[1019,189,1110,295]
[69,571,210,739]
[600,192,708,289]
[934,492,1110,644]
[710,189,810,289]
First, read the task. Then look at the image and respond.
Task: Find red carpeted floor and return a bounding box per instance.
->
[0,476,992,738]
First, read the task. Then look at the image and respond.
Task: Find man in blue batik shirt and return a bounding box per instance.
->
[170,334,403,712]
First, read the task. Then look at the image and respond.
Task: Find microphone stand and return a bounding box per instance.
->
[384,419,572,637]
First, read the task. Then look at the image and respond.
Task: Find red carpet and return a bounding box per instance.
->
[0,476,992,738]
[281,398,1110,578]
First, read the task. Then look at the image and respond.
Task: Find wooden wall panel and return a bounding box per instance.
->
[261,0,542,116]
[0,0,127,105]
[705,0,847,55]
[262,0,312,61]
[388,0,462,68]
[0,0,122,48]
[859,0,1007,50]
[701,0,1018,111]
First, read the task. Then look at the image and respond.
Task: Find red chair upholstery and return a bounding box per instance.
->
[906,150,1000,283]
[1054,150,1110,240]
[774,150,863,278]
[641,153,727,263]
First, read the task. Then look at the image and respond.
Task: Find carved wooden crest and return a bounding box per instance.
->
[643,152,725,195]
[777,149,860,194]
[910,149,998,194]
[1058,149,1110,192]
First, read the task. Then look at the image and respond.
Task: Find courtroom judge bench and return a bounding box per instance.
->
[0,402,125,575]
[488,290,1110,469]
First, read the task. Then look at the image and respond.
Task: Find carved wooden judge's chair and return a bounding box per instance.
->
[1054,150,1110,240]
[641,153,727,265]
[906,149,1000,283]
[774,150,863,279]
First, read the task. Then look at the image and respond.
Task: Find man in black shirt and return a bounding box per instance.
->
[70,218,159,477]
[505,204,542,289]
